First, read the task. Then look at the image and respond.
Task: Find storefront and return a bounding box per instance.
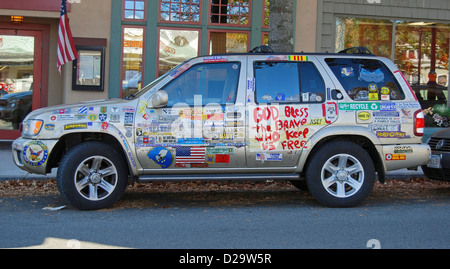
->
[110,0,271,99]
[311,0,450,112]
[0,2,54,139]
[0,0,111,139]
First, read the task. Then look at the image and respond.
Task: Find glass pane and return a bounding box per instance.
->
[122,28,144,98]
[134,11,145,20]
[75,50,102,86]
[210,0,250,25]
[124,0,135,10]
[135,1,145,10]
[160,0,201,23]
[163,62,241,106]
[395,22,450,109]
[0,35,34,130]
[335,17,393,58]
[124,10,134,19]
[299,63,325,103]
[210,32,248,54]
[158,29,199,77]
[255,62,300,103]
[325,58,405,101]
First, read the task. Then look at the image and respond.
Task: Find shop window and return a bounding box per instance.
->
[325,58,405,101]
[160,0,201,23]
[394,22,449,109]
[158,28,199,77]
[209,31,248,54]
[254,62,325,104]
[122,27,144,98]
[210,0,251,26]
[335,17,393,58]
[162,62,241,106]
[123,0,146,20]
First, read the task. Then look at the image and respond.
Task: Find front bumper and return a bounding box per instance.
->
[422,151,450,181]
[12,137,59,175]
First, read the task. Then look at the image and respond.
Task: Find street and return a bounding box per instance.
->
[0,179,449,251]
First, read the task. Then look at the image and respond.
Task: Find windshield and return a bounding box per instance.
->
[123,60,190,100]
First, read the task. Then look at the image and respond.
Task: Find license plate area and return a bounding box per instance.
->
[428,154,442,169]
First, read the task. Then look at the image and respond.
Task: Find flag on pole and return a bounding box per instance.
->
[57,0,77,75]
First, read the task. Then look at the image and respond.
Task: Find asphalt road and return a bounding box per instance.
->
[1,188,449,250]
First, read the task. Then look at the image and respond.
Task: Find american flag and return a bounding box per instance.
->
[57,0,77,75]
[176,147,206,164]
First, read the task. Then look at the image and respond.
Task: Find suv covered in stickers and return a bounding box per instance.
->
[12,46,430,210]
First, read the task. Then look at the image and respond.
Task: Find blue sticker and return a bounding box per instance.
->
[147,147,173,169]
[23,141,49,167]
[99,114,107,122]
[275,93,285,101]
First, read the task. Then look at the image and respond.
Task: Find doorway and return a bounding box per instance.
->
[0,28,43,139]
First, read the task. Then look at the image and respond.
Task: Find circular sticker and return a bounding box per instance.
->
[23,141,49,167]
[368,83,378,92]
[147,147,173,169]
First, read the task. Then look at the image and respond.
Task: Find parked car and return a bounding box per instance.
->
[12,46,430,210]
[412,84,448,110]
[0,90,32,129]
[422,127,450,181]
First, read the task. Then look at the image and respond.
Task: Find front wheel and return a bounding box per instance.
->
[57,142,128,210]
[305,141,375,207]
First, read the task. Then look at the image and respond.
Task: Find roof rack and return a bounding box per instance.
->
[338,46,374,55]
[249,45,275,54]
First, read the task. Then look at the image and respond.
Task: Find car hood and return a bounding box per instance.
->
[25,98,130,120]
[430,127,450,139]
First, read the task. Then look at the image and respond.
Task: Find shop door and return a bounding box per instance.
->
[0,29,42,139]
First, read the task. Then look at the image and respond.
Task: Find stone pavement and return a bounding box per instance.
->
[0,141,424,181]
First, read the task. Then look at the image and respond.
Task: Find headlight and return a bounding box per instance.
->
[23,119,43,136]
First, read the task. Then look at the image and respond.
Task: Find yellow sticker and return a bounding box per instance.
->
[358,111,371,121]
[289,55,309,61]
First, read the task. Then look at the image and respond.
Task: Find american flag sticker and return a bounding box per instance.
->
[176,147,206,164]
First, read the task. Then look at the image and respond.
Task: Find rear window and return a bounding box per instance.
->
[325,58,405,101]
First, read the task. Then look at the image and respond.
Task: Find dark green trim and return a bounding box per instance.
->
[249,0,264,50]
[143,0,159,84]
[108,0,123,98]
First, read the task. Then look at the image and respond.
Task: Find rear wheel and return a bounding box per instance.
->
[305,141,375,207]
[57,142,128,210]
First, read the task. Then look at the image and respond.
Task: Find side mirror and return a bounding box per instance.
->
[148,90,168,108]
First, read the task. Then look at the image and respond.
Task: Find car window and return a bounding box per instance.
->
[325,58,405,101]
[254,61,325,103]
[162,62,241,106]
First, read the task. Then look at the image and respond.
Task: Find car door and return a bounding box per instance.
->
[246,54,338,168]
[135,56,247,172]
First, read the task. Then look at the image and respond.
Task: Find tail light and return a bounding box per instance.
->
[414,110,425,137]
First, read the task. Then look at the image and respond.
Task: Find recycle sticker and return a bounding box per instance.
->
[338,102,380,111]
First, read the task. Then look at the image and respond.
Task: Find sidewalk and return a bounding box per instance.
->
[0,141,424,181]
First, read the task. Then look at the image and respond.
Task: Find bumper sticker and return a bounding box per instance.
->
[23,141,49,167]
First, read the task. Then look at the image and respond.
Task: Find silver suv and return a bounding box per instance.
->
[12,47,431,210]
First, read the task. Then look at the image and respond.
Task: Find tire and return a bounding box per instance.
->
[57,142,128,210]
[305,141,375,207]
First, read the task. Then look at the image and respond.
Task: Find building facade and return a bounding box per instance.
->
[0,0,449,139]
